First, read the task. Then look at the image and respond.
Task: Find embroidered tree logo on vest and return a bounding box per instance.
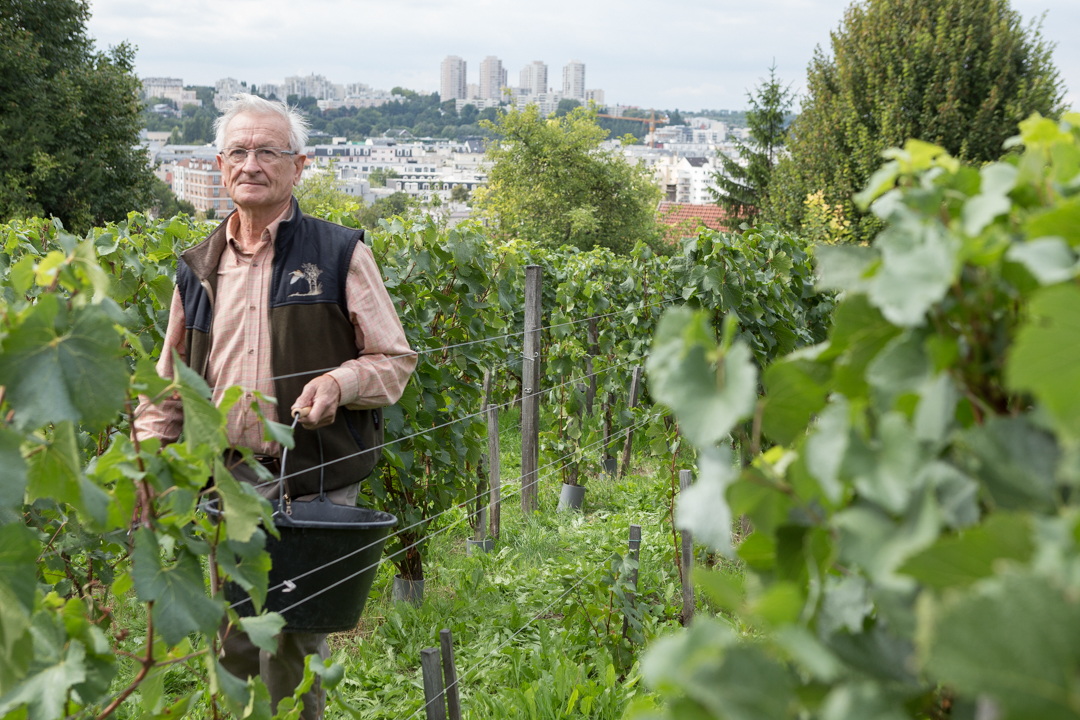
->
[288,263,323,297]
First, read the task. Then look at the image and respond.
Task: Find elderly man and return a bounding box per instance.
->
[135,94,416,718]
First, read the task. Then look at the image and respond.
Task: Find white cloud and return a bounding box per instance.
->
[86,0,1076,111]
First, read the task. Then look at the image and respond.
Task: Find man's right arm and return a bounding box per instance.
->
[132,287,186,445]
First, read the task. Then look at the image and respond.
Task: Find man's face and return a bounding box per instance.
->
[218,112,306,212]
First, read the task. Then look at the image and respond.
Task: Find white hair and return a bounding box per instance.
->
[213,94,310,153]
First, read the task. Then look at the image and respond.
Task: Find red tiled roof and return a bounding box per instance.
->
[656,202,732,242]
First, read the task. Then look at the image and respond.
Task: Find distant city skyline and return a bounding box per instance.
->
[87,0,1078,111]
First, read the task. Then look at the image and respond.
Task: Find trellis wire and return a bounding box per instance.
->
[230,413,658,611]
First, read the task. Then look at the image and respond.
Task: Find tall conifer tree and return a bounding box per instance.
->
[711,65,794,222]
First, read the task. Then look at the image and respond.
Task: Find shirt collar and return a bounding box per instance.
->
[225,201,295,253]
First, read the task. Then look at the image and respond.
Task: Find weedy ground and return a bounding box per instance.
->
[326,409,730,720]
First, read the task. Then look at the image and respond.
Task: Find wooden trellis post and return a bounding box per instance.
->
[620,366,643,478]
[679,469,695,624]
[521,265,542,514]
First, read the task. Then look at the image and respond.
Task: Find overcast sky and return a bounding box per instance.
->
[86,0,1078,112]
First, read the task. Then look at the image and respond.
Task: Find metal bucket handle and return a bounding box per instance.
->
[278,413,327,517]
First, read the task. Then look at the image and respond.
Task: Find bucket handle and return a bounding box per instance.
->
[278,413,327,517]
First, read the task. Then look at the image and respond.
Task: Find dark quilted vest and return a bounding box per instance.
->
[175,197,383,496]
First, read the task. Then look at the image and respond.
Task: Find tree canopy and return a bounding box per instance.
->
[711,64,794,222]
[768,0,1065,241]
[473,104,662,254]
[0,0,154,232]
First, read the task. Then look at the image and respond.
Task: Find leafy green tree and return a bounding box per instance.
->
[357,191,416,230]
[450,184,470,203]
[710,64,794,222]
[768,0,1064,241]
[295,163,351,214]
[0,0,154,232]
[148,176,195,218]
[474,104,662,254]
[555,99,581,117]
[367,167,400,188]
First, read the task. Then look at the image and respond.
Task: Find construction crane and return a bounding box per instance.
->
[596,109,669,147]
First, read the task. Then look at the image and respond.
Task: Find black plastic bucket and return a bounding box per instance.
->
[224,497,397,632]
[212,418,398,632]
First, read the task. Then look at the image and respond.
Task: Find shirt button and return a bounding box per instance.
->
[250,305,256,311]
[252,262,259,267]
[248,349,254,354]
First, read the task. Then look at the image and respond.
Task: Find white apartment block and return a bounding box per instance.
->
[514,92,565,118]
[284,74,343,101]
[455,97,504,113]
[519,61,548,95]
[142,77,200,108]
[259,83,283,100]
[584,89,605,106]
[440,56,468,101]
[479,56,507,100]
[562,61,585,101]
[214,78,245,111]
[466,83,481,100]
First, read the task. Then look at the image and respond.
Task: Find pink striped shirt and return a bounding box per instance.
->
[134,206,416,455]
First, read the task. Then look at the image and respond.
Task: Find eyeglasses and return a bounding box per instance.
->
[221,147,298,164]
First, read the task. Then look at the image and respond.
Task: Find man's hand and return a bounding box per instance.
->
[292,375,342,430]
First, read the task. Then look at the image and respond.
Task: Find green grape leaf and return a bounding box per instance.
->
[26,421,82,507]
[677,446,738,556]
[238,613,286,655]
[815,245,878,293]
[0,428,27,511]
[762,358,829,446]
[1024,198,1080,247]
[1006,283,1080,438]
[804,397,850,504]
[217,531,271,613]
[173,351,224,452]
[955,416,1058,512]
[926,573,1080,720]
[819,681,911,720]
[0,295,127,431]
[0,639,87,720]
[866,219,959,327]
[1005,237,1079,285]
[131,529,223,646]
[647,307,757,448]
[899,513,1032,589]
[214,459,273,544]
[642,618,796,720]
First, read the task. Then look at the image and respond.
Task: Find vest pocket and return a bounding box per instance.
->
[344,411,366,450]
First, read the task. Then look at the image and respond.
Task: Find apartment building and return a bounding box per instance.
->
[479,57,507,100]
[172,158,233,214]
[214,77,245,111]
[440,56,468,101]
[519,61,548,95]
[142,77,200,108]
[284,74,343,101]
[561,61,585,101]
